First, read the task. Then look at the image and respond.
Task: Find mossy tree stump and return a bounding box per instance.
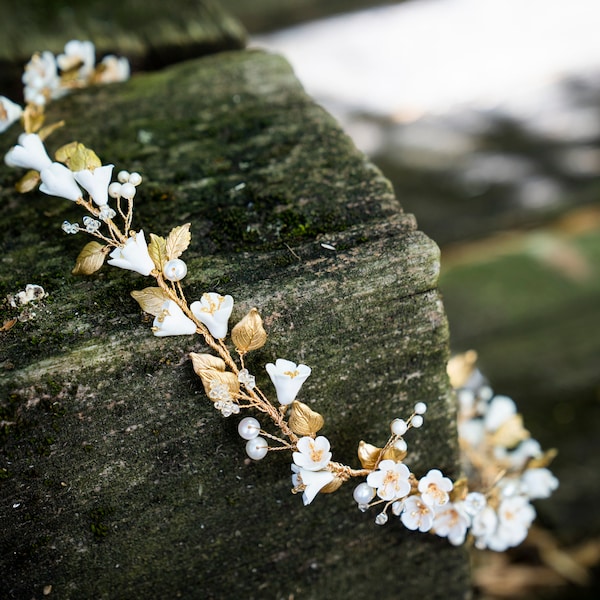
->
[0,50,470,598]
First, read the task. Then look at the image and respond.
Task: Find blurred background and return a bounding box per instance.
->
[234,0,600,597]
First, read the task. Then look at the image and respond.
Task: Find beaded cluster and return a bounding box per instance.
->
[1,40,558,551]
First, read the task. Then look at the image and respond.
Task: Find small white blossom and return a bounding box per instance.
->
[0,96,23,133]
[107,230,155,276]
[96,55,130,83]
[5,133,52,172]
[291,465,334,506]
[462,491,487,517]
[265,358,311,406]
[22,51,61,105]
[400,495,435,532]
[293,436,332,472]
[418,469,453,507]
[39,163,82,201]
[366,459,411,501]
[521,468,559,500]
[152,300,197,337]
[73,165,114,206]
[190,293,234,339]
[433,502,470,545]
[484,395,517,432]
[57,40,95,81]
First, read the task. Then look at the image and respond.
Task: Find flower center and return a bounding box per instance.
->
[284,369,300,378]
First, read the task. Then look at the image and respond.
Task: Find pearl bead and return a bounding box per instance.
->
[108,182,122,198]
[414,402,427,415]
[245,437,268,460]
[128,172,142,186]
[394,438,407,452]
[411,415,424,428]
[391,418,408,436]
[163,259,188,282]
[238,416,261,440]
[120,182,136,200]
[353,482,375,505]
[117,170,130,183]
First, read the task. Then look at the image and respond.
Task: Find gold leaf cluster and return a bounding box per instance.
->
[130,287,169,316]
[288,401,324,436]
[55,141,101,171]
[190,352,239,397]
[15,170,40,193]
[231,308,267,354]
[72,241,108,275]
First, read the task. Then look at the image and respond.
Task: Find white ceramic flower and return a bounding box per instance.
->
[291,465,334,506]
[5,133,52,172]
[521,468,559,500]
[107,230,155,276]
[418,469,453,507]
[0,96,23,133]
[152,300,197,337]
[39,163,82,201]
[57,40,95,80]
[190,293,234,339]
[366,459,411,501]
[484,395,517,432]
[22,51,61,105]
[73,165,114,206]
[293,436,332,472]
[488,496,536,551]
[265,358,311,406]
[400,495,435,532]
[432,502,470,545]
[96,55,130,83]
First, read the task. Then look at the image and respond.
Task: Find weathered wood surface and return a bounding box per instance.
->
[0,50,469,598]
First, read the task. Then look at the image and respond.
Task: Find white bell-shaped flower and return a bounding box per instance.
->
[5,133,52,172]
[107,230,155,276]
[73,164,114,206]
[190,293,234,339]
[39,163,82,201]
[291,465,334,506]
[57,40,95,80]
[152,300,197,337]
[265,358,311,406]
[96,55,130,83]
[0,96,23,133]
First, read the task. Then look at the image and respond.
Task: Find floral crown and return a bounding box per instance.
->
[1,40,558,553]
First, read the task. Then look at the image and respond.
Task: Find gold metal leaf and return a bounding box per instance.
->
[22,103,45,134]
[382,446,407,463]
[165,223,191,260]
[447,350,478,389]
[449,477,469,502]
[130,287,169,316]
[189,353,226,374]
[38,120,65,141]
[55,142,101,171]
[231,308,267,354]
[72,242,108,275]
[148,233,167,271]
[527,448,558,470]
[15,170,40,193]
[320,475,344,494]
[489,413,530,448]
[357,441,383,470]
[288,400,324,436]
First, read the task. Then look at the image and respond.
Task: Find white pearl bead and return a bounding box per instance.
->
[108,182,122,198]
[128,172,142,186]
[394,438,407,452]
[414,402,427,415]
[238,416,260,440]
[163,259,188,282]
[245,437,268,460]
[353,482,375,505]
[120,182,136,200]
[411,415,424,428]
[391,418,408,436]
[117,170,130,183]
